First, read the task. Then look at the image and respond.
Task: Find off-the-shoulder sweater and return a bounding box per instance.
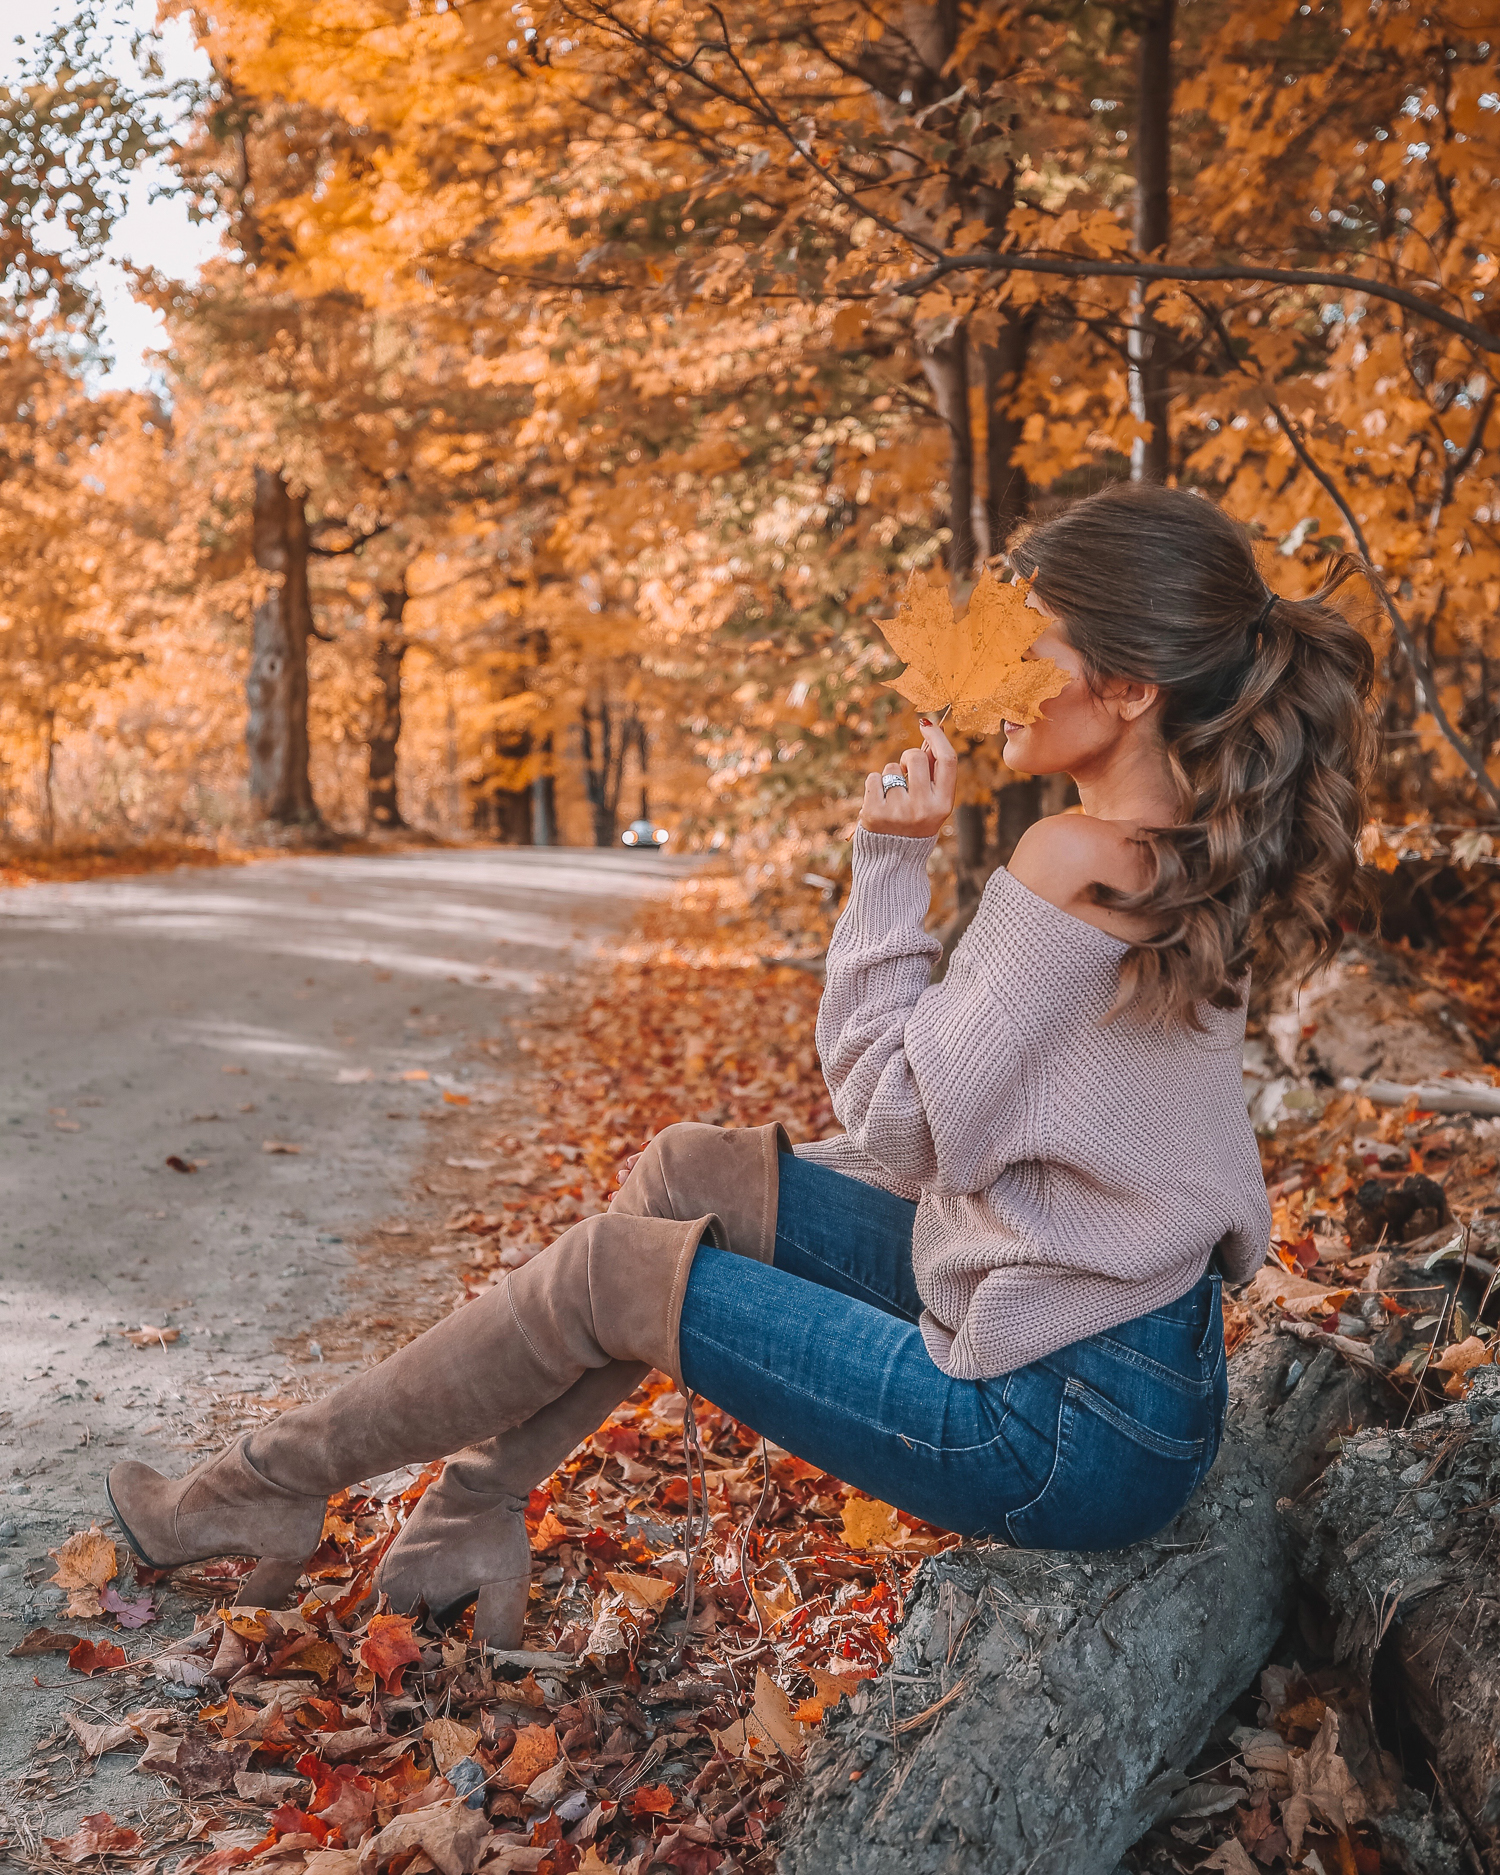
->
[793,828,1271,1379]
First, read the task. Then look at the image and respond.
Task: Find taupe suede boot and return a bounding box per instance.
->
[106,1206,719,1608]
[373,1121,787,1643]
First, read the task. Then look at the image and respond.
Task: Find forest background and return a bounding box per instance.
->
[2,0,1500,886]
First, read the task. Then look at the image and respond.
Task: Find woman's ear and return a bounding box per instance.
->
[1115,680,1160,725]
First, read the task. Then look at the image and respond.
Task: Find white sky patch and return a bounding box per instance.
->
[3,0,222,389]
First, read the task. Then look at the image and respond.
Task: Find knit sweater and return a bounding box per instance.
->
[793,828,1271,1379]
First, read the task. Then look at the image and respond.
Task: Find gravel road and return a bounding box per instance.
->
[0,847,686,1839]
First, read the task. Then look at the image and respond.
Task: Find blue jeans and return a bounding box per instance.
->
[677,1154,1228,1548]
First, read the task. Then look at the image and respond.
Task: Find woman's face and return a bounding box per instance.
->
[1000,593,1148,778]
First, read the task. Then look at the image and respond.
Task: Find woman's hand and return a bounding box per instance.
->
[859,717,958,838]
[615,1150,642,1187]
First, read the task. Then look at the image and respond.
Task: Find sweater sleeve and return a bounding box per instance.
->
[815,828,1025,1193]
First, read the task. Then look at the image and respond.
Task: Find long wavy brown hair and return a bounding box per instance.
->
[1008,483,1378,1025]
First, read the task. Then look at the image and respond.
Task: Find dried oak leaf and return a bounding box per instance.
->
[68,1637,129,1675]
[44,1812,145,1862]
[499,1722,558,1791]
[50,1525,119,1618]
[137,1730,253,1796]
[879,568,1067,733]
[358,1613,422,1694]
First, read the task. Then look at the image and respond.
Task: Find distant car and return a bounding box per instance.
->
[621,818,670,849]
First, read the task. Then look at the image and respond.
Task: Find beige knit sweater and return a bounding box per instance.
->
[793,828,1271,1379]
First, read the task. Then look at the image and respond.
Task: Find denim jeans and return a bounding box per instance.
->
[677,1153,1228,1548]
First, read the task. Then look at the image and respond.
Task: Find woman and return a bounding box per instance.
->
[108,484,1376,1645]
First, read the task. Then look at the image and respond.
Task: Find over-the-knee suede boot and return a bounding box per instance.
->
[373,1121,786,1643]
[105,1205,718,1608]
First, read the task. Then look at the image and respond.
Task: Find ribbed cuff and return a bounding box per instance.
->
[844,827,937,936]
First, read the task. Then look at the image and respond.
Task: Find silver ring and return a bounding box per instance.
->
[879,773,909,795]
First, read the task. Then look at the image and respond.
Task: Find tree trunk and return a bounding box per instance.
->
[975,310,1035,556]
[919,327,979,580]
[530,745,556,848]
[247,467,320,826]
[40,708,56,847]
[1288,1370,1500,1867]
[367,590,408,832]
[1129,0,1175,485]
[578,693,640,848]
[782,1332,1384,1875]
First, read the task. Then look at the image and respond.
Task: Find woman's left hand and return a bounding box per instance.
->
[859,717,958,838]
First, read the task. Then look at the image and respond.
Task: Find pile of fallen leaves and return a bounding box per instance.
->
[14,874,1500,1875]
[3,872,961,1875]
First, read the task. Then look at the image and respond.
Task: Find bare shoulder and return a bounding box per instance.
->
[1006,813,1156,937]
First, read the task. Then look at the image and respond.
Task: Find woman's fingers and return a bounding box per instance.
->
[919,716,959,813]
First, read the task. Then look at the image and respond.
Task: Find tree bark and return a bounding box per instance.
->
[975,310,1035,556]
[1129,0,1175,484]
[578,692,641,848]
[919,327,979,579]
[367,588,408,832]
[1287,1370,1500,1868]
[782,1332,1384,1875]
[247,467,320,827]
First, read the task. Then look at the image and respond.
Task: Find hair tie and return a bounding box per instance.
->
[1253,590,1277,636]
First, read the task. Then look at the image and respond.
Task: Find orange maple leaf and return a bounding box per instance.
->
[500,1722,558,1790]
[879,568,1068,732]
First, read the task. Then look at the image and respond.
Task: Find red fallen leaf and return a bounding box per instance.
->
[68,1637,128,1675]
[267,1805,332,1844]
[657,1477,691,1510]
[165,1154,198,1173]
[45,1813,145,1862]
[367,1755,431,1806]
[359,1613,422,1693]
[627,1783,677,1817]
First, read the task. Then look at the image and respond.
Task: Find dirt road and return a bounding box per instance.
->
[0,847,685,1839]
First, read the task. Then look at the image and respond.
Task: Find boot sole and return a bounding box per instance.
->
[105,1477,174,1572]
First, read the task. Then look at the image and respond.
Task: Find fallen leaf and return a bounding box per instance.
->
[359,1614,422,1694]
[1244,1267,1353,1319]
[1435,1334,1493,1374]
[50,1527,119,1609]
[68,1637,128,1675]
[1199,1839,1259,1874]
[263,1140,304,1155]
[808,1665,874,1708]
[120,1326,182,1348]
[401,1069,430,1082]
[442,1091,470,1106]
[165,1154,199,1173]
[878,567,1067,732]
[9,1626,83,1656]
[45,1813,145,1862]
[604,1569,674,1614]
[749,1580,798,1628]
[748,1668,811,1762]
[67,1712,140,1757]
[136,1730,253,1796]
[101,1584,158,1627]
[499,1723,558,1791]
[235,1771,312,1802]
[423,1718,479,1776]
[521,1760,571,1809]
[356,1803,488,1875]
[840,1496,902,1551]
[626,1784,676,1817]
[1282,1709,1366,1860]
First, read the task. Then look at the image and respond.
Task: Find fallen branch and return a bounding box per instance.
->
[782,1330,1384,1875]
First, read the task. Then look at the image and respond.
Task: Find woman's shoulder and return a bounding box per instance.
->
[1005,812,1156,941]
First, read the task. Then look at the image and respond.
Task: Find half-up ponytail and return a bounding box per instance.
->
[1009,484,1378,1025]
